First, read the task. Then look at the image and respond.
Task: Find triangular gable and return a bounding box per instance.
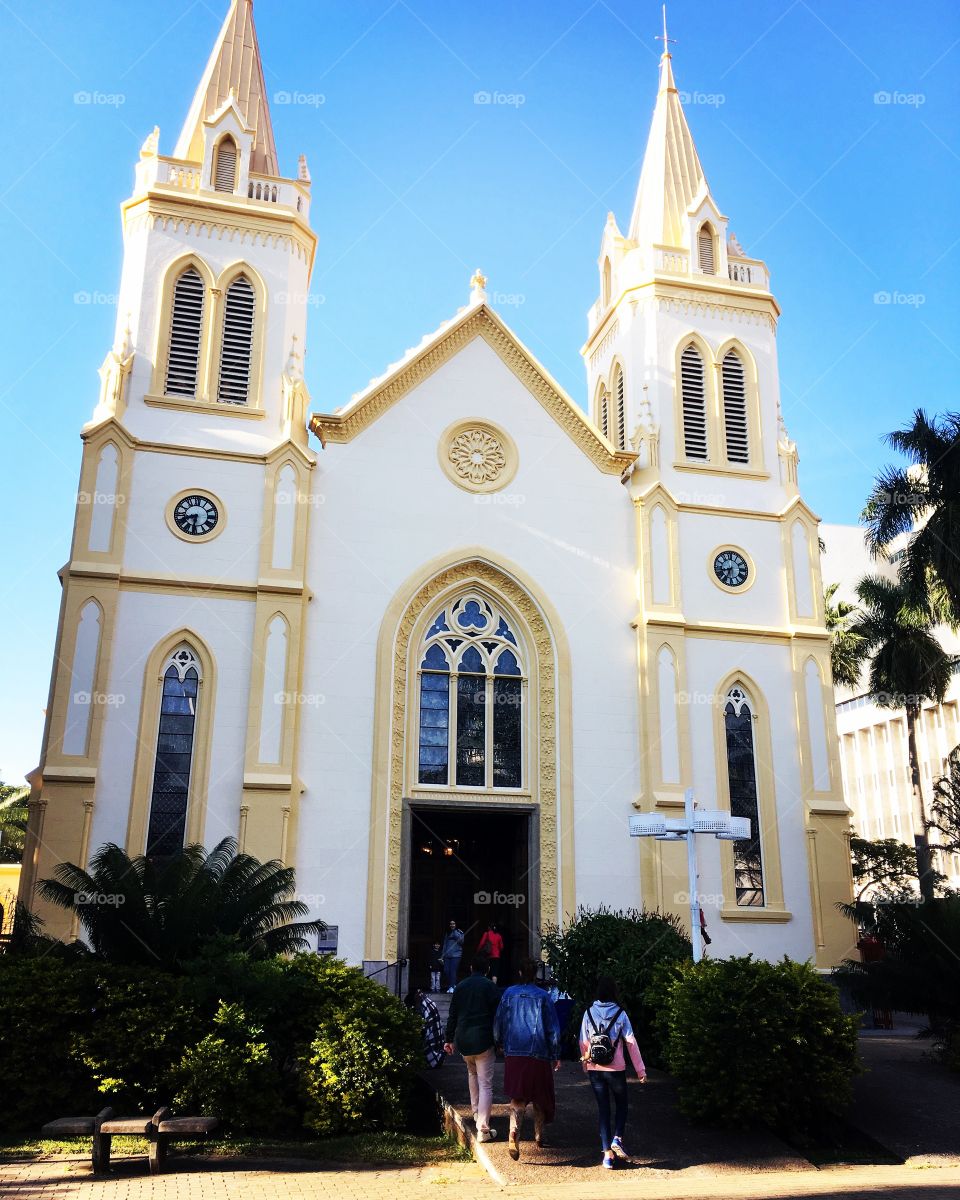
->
[309,303,636,476]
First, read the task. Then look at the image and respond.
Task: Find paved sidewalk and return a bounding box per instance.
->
[4,1155,960,1200]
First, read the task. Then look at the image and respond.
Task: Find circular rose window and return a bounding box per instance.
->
[438,419,518,494]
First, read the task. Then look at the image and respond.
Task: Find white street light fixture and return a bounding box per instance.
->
[629,788,751,962]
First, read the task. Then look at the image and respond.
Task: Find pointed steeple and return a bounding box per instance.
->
[628,19,709,248]
[174,0,279,176]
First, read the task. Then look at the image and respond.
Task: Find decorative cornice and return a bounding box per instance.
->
[310,305,635,476]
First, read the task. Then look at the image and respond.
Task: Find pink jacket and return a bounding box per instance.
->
[579,1002,647,1076]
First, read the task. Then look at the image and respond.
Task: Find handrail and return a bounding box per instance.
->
[365,957,408,996]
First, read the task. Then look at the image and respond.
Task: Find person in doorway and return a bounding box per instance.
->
[493,957,561,1160]
[441,918,464,992]
[579,975,647,1170]
[444,955,500,1143]
[428,941,444,993]
[404,988,446,1069]
[477,921,504,983]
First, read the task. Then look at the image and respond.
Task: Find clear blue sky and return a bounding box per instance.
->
[1,0,957,783]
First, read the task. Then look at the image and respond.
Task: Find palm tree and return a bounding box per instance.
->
[824,583,864,690]
[930,745,960,855]
[862,410,960,619]
[0,782,29,864]
[38,838,325,967]
[848,576,958,901]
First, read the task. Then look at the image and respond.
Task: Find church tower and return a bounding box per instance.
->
[21,0,318,935]
[582,31,854,966]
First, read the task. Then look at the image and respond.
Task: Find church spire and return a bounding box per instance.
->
[174,0,279,176]
[628,8,709,248]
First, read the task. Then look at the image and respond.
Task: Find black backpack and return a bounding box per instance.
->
[585,1005,623,1066]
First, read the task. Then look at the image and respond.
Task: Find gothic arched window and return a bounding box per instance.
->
[598,386,611,440]
[721,350,749,464]
[697,223,715,274]
[613,364,626,450]
[213,136,238,193]
[217,274,256,405]
[146,645,201,858]
[164,267,205,397]
[417,596,524,789]
[680,343,708,460]
[601,257,612,308]
[724,685,765,906]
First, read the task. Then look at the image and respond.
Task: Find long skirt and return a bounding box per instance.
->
[503,1055,556,1123]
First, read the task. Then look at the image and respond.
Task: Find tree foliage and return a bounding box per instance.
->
[824,582,864,690]
[930,745,960,854]
[37,838,325,967]
[0,780,28,864]
[850,833,921,901]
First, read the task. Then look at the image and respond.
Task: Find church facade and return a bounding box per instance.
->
[20,0,855,973]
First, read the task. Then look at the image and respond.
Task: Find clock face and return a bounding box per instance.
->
[173,494,219,537]
[714,549,750,588]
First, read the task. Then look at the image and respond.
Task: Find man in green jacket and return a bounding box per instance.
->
[444,955,500,1141]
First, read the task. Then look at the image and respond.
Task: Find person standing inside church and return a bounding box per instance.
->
[441,918,464,992]
[444,955,500,1142]
[477,921,504,983]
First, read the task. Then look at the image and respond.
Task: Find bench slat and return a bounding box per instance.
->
[100,1119,153,1135]
[156,1118,219,1135]
[41,1118,96,1136]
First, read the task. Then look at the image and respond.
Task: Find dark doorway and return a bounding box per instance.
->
[407,806,532,991]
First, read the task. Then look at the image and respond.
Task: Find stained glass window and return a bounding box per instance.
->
[146,647,201,858]
[724,686,765,906]
[416,595,525,789]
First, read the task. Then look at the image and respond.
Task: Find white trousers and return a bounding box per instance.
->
[463,1047,496,1131]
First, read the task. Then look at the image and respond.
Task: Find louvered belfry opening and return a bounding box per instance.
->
[165,268,205,397]
[217,275,256,405]
[680,344,708,459]
[213,137,238,193]
[599,389,610,440]
[698,225,715,274]
[614,366,626,449]
[722,351,750,463]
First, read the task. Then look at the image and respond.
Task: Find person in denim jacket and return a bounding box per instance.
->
[493,958,561,1161]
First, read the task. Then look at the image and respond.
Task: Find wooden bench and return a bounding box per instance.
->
[42,1106,218,1174]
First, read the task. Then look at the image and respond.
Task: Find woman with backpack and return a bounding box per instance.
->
[579,975,646,1170]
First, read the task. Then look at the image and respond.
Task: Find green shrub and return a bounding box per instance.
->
[0,957,98,1131]
[297,956,422,1134]
[653,956,860,1130]
[172,1002,290,1132]
[541,905,690,1061]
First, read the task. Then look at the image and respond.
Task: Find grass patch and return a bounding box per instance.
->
[0,1132,470,1167]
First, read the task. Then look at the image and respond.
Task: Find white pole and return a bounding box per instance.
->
[685,787,703,963]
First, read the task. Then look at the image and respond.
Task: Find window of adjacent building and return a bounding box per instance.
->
[164,267,205,397]
[217,274,256,404]
[724,685,765,906]
[680,344,708,459]
[721,350,749,463]
[213,136,238,193]
[146,646,201,858]
[417,596,524,790]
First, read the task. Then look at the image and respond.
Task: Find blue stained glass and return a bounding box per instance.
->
[425,611,449,639]
[419,670,449,784]
[495,617,518,645]
[456,599,488,630]
[147,663,199,859]
[444,638,464,651]
[459,645,484,674]
[421,644,449,671]
[494,649,521,676]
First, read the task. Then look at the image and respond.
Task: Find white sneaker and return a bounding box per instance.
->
[447,987,455,993]
[477,1128,498,1143]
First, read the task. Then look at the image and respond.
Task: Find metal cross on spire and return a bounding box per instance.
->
[655,4,676,56]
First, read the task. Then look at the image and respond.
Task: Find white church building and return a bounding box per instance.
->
[21,0,855,975]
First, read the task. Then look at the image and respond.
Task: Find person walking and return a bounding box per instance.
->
[493,957,561,1161]
[441,918,464,992]
[477,921,504,983]
[404,988,446,1069]
[579,975,647,1170]
[444,955,501,1142]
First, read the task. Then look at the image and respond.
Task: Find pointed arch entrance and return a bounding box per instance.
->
[365,553,574,967]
